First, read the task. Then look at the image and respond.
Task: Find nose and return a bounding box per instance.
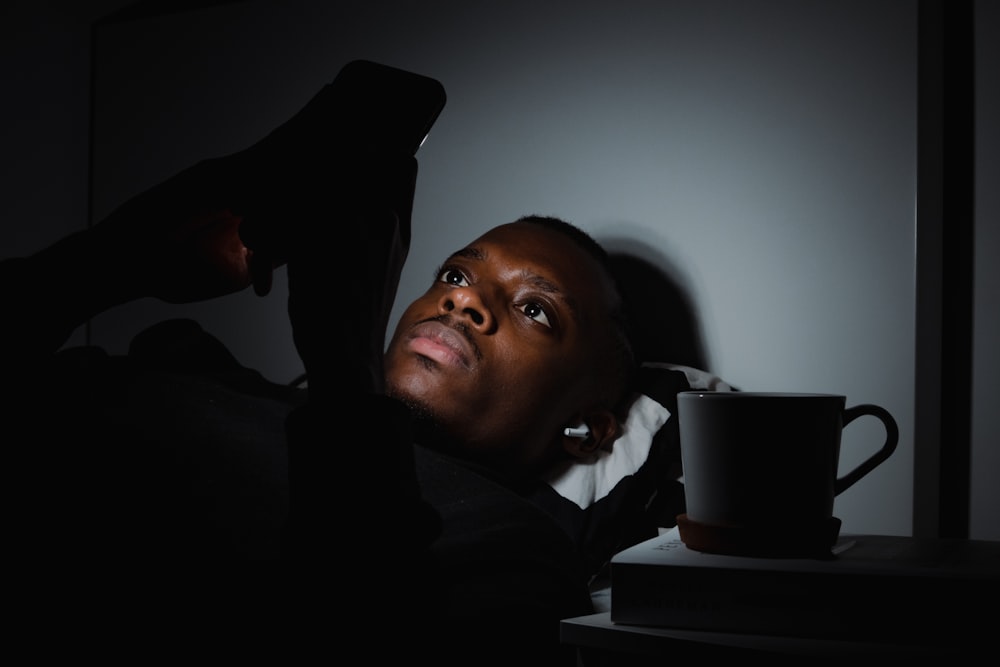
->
[439,286,495,332]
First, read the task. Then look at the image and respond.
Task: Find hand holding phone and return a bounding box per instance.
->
[235,59,447,280]
[266,61,446,394]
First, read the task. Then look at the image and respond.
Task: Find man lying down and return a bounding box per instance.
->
[1,77,724,663]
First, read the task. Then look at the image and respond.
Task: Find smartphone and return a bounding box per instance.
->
[235,60,445,261]
[327,59,447,156]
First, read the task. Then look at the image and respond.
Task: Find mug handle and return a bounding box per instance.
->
[834,404,899,495]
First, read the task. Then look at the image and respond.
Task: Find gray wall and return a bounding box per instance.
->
[3,0,997,540]
[972,0,999,541]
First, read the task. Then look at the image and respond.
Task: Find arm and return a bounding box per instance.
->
[272,153,590,664]
[273,151,435,553]
[0,155,275,372]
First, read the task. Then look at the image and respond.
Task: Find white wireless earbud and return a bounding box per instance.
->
[563,423,590,439]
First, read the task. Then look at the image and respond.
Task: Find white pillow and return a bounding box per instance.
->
[542,363,733,509]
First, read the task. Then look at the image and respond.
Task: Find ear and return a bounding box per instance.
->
[561,409,620,460]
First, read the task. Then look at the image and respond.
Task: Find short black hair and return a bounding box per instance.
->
[515,214,637,411]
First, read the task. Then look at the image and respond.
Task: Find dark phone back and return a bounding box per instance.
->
[332,59,447,156]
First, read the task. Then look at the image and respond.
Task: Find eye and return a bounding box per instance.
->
[437,267,469,287]
[519,301,552,328]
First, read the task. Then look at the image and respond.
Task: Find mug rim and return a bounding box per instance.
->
[678,391,845,399]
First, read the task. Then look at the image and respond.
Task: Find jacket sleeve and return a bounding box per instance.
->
[1,229,136,378]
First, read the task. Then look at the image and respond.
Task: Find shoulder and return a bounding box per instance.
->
[414,444,595,612]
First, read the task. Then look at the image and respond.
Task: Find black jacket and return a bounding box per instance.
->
[4,311,591,664]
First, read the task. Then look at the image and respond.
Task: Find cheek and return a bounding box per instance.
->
[490,347,588,418]
[496,337,584,387]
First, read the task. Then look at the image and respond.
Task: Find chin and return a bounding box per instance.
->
[386,388,459,451]
[386,382,475,449]
[385,380,441,422]
[386,360,448,412]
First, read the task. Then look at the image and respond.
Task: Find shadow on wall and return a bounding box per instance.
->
[600,237,709,373]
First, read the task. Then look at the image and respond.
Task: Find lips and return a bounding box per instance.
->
[406,320,477,368]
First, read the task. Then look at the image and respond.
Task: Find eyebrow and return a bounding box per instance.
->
[450,246,485,262]
[449,245,582,323]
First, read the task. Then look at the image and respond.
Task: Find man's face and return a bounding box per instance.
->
[384,221,619,475]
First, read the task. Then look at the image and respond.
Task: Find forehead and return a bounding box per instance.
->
[455,222,616,310]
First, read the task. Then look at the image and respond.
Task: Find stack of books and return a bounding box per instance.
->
[610,526,1000,647]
